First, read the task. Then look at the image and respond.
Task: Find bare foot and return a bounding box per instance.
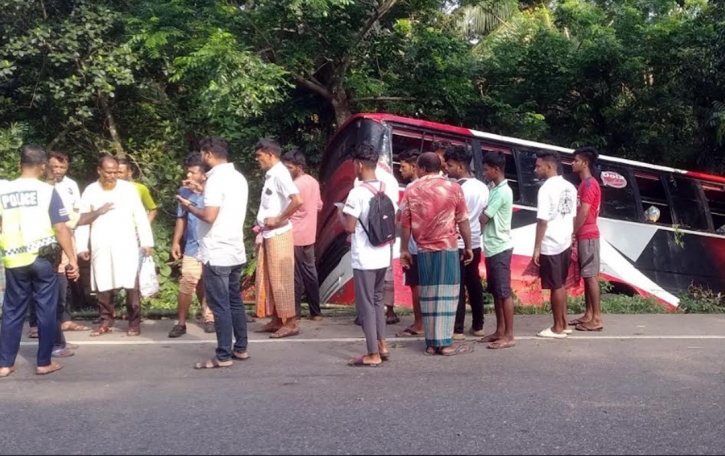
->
[478,333,503,344]
[488,337,516,350]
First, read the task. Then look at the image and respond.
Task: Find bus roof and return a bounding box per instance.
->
[344,112,725,185]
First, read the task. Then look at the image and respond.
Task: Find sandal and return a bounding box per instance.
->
[193,358,232,370]
[441,344,474,356]
[348,355,381,367]
[386,315,401,325]
[254,322,281,333]
[270,327,300,339]
[0,366,15,378]
[424,346,440,356]
[36,361,63,376]
[575,323,603,332]
[52,348,75,358]
[380,351,391,361]
[61,321,91,332]
[28,327,39,339]
[232,351,250,361]
[127,328,141,337]
[90,325,112,337]
[395,327,423,338]
[487,340,516,350]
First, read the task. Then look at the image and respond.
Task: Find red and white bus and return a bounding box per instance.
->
[315,113,725,310]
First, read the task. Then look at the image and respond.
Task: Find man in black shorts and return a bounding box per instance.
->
[533,151,577,339]
[479,152,516,349]
[396,149,424,337]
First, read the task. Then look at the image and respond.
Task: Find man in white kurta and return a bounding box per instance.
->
[75,156,154,336]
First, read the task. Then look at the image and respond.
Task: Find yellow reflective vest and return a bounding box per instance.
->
[0,178,58,269]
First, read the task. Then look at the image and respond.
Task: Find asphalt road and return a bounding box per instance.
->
[1,315,724,455]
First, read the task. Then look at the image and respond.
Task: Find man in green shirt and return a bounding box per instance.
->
[479,152,515,349]
[117,158,157,224]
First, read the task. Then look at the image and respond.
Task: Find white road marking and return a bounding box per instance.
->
[18,334,725,347]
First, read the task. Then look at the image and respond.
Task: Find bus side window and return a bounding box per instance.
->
[665,176,712,231]
[391,129,424,184]
[481,145,521,202]
[599,166,639,222]
[634,173,674,225]
[515,149,544,206]
[702,183,725,233]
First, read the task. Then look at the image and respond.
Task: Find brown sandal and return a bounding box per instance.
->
[269,327,300,339]
[61,321,91,331]
[36,361,63,376]
[254,322,281,333]
[90,325,112,337]
[232,351,250,360]
[193,358,232,370]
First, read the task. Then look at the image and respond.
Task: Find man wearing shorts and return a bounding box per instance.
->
[395,149,423,338]
[479,152,515,349]
[570,147,603,332]
[169,153,215,337]
[533,150,577,339]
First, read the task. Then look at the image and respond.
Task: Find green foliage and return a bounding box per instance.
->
[679,285,725,314]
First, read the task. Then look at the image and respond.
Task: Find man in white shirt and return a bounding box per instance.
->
[341,143,391,366]
[354,153,400,325]
[177,137,249,369]
[532,150,577,339]
[48,151,81,214]
[252,139,304,339]
[444,145,489,340]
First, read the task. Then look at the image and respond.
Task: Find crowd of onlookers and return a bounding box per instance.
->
[0,137,603,376]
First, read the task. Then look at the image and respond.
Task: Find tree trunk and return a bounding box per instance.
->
[99,94,125,158]
[331,89,353,126]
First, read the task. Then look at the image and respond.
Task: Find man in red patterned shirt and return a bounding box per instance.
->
[569,147,603,331]
[400,153,474,356]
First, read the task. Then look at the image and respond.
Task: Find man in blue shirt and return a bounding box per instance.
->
[169,153,215,337]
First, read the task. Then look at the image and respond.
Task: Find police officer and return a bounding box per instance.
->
[0,145,79,378]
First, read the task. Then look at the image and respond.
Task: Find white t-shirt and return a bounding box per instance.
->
[536,175,577,255]
[198,163,248,267]
[256,161,300,239]
[457,178,489,250]
[54,176,81,212]
[354,166,399,212]
[343,180,393,271]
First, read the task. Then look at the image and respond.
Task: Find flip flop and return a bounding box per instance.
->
[386,316,400,325]
[254,323,281,333]
[563,328,573,334]
[28,328,39,339]
[536,328,568,339]
[52,348,75,358]
[36,362,63,376]
[424,347,440,356]
[90,325,112,337]
[0,366,15,378]
[348,356,381,367]
[270,327,300,339]
[232,351,250,361]
[194,358,233,370]
[61,321,91,331]
[441,344,474,356]
[488,340,516,350]
[380,351,391,361]
[395,327,423,338]
[568,318,586,326]
[575,324,603,332]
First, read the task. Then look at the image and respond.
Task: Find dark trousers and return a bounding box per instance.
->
[203,263,248,362]
[54,273,68,349]
[294,245,321,317]
[97,278,141,329]
[454,247,485,334]
[1,257,58,368]
[29,276,72,328]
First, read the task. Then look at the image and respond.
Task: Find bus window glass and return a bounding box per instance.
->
[635,173,673,225]
[598,165,639,221]
[702,183,725,233]
[391,129,423,183]
[516,149,544,206]
[481,145,520,202]
[665,176,711,231]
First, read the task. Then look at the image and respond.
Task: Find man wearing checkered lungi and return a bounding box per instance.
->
[253,139,304,339]
[400,152,475,357]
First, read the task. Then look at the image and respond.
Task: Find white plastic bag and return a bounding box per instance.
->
[139,257,160,298]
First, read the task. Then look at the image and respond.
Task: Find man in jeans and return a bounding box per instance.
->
[445,144,489,340]
[176,138,249,369]
[169,152,215,337]
[282,150,324,321]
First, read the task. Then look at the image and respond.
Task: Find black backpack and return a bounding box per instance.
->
[360,182,396,247]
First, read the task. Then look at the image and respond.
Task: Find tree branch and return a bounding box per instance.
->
[99,93,125,157]
[47,124,73,150]
[291,72,332,100]
[351,96,416,102]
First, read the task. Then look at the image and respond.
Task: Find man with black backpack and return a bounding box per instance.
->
[340,143,395,367]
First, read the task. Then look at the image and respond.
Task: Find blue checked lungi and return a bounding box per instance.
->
[418,249,461,347]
